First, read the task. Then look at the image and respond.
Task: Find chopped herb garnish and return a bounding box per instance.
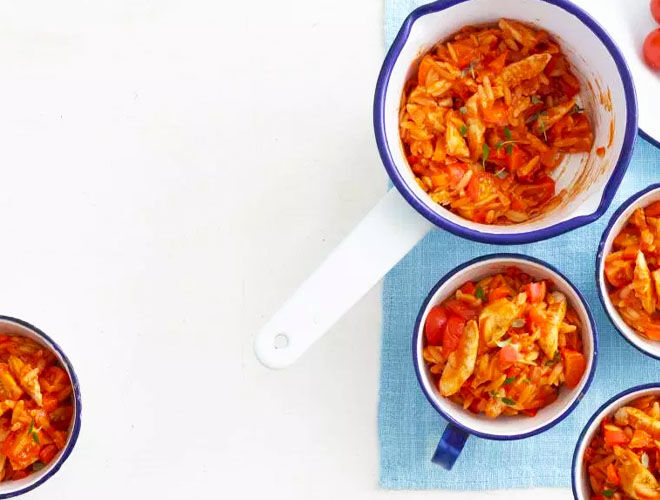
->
[511,318,525,328]
[571,103,585,114]
[531,95,543,105]
[459,106,467,115]
[475,286,485,300]
[460,125,467,136]
[490,390,498,398]
[461,60,478,79]
[544,351,561,366]
[501,397,517,406]
[544,359,555,366]
[32,461,45,472]
[494,168,508,179]
[503,377,516,385]
[482,143,490,167]
[28,419,39,444]
[496,139,517,153]
[503,127,513,140]
[506,144,514,155]
[602,489,615,498]
[522,378,532,384]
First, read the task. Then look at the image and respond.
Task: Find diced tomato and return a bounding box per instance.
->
[525,281,546,303]
[527,305,546,328]
[507,144,526,171]
[487,51,507,74]
[604,259,634,287]
[596,147,605,157]
[39,444,58,464]
[498,345,520,369]
[425,306,448,346]
[42,394,58,414]
[452,42,479,68]
[482,101,508,126]
[445,299,478,320]
[466,172,496,202]
[646,201,660,217]
[488,286,511,302]
[446,163,467,188]
[443,315,465,354]
[417,55,435,86]
[460,281,476,294]
[562,349,586,388]
[558,78,579,98]
[603,424,629,447]
[522,409,538,417]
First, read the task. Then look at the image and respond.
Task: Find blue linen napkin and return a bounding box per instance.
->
[379,1,660,490]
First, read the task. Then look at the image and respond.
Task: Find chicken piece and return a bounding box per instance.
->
[494,53,552,88]
[633,251,657,314]
[653,270,660,308]
[498,19,538,49]
[439,320,479,396]
[461,94,485,161]
[479,294,525,348]
[539,292,566,359]
[532,98,575,135]
[445,112,470,158]
[8,355,42,407]
[614,446,660,500]
[615,406,660,439]
[0,365,22,401]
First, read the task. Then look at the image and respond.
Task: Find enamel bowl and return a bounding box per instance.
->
[0,317,81,498]
[572,384,660,499]
[413,254,597,469]
[597,184,660,360]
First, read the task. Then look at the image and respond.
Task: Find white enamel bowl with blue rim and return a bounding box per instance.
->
[572,383,660,499]
[413,254,597,469]
[597,184,660,360]
[254,0,636,370]
[0,316,81,498]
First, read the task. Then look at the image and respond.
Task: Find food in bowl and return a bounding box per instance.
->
[399,19,594,224]
[422,266,586,418]
[0,334,73,482]
[604,202,660,341]
[583,394,660,499]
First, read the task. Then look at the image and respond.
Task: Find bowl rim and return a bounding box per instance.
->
[373,0,639,245]
[570,382,660,500]
[412,253,599,440]
[0,315,82,499]
[596,183,660,361]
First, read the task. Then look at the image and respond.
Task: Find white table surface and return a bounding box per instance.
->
[4,0,571,498]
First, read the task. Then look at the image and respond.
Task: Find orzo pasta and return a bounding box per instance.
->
[400,19,594,224]
[584,394,660,499]
[0,334,73,481]
[422,267,586,418]
[605,201,660,341]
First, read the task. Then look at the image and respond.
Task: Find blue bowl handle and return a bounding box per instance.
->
[431,423,469,470]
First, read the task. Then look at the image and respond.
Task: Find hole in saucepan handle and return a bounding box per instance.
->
[273,333,289,349]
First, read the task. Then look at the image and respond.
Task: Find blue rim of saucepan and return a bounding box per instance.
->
[373,0,639,245]
[0,316,82,499]
[571,383,660,499]
[412,253,599,440]
[596,183,660,361]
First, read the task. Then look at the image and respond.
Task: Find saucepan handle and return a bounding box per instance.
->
[254,188,433,369]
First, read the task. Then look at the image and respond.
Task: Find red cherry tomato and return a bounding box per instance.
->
[644,29,660,70]
[444,299,478,320]
[652,0,660,24]
[443,315,465,354]
[424,306,448,345]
